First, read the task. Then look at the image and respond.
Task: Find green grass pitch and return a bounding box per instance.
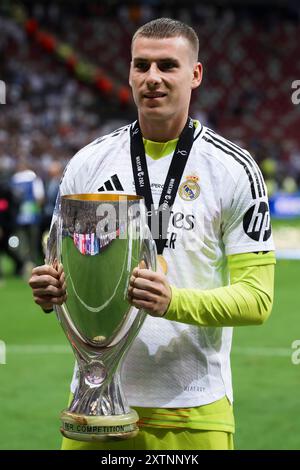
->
[0,259,299,449]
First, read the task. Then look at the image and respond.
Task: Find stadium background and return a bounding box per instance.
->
[0,0,300,450]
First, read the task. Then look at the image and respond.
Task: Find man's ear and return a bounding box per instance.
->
[129,61,133,88]
[191,62,203,90]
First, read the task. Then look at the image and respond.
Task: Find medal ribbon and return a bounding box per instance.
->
[130,117,194,254]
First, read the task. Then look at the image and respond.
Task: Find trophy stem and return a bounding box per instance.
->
[61,371,139,441]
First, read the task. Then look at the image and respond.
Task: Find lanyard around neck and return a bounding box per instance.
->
[130,117,194,254]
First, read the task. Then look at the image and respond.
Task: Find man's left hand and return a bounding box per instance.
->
[127,267,172,317]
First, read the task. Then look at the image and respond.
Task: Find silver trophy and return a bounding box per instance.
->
[47,194,156,442]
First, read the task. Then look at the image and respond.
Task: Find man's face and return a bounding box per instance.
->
[129,35,202,124]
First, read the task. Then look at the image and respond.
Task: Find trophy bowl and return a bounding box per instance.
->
[47,194,156,442]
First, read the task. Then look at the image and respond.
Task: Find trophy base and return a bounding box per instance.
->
[60,409,139,442]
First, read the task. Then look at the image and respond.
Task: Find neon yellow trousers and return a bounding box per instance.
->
[62,427,233,450]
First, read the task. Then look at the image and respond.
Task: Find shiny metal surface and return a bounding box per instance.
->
[47,194,156,440]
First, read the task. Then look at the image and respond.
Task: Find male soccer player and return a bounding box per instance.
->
[29,18,275,450]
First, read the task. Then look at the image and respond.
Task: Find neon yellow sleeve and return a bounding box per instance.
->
[164,251,275,327]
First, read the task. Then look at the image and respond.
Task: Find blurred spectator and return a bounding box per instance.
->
[41,159,63,233]
[282,176,298,194]
[0,2,299,202]
[11,160,45,267]
[0,164,23,280]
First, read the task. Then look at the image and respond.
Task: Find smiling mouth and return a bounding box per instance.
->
[143,92,167,99]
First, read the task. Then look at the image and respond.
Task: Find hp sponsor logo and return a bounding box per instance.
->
[243,201,272,242]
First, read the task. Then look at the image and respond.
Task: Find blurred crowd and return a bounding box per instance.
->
[1,2,300,277]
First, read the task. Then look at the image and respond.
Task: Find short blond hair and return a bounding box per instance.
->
[132,18,199,61]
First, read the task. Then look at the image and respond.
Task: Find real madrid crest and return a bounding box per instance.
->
[179,175,200,201]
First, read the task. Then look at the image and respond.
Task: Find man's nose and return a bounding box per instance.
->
[145,64,162,86]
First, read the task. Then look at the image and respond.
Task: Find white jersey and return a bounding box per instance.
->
[58,121,274,408]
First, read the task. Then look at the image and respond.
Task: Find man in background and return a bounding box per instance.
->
[0,163,23,280]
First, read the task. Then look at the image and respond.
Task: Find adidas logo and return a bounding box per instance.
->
[98,174,124,192]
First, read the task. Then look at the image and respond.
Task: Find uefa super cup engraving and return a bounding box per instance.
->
[47,194,156,441]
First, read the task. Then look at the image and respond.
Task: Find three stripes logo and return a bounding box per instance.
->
[98,174,124,192]
[202,128,272,242]
[203,128,265,200]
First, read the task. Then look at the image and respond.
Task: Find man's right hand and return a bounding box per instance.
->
[28,264,67,312]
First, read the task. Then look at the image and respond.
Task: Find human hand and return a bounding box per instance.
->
[28,262,67,312]
[127,267,172,317]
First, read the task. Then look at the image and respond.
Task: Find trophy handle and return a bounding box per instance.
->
[45,221,58,266]
[139,225,157,271]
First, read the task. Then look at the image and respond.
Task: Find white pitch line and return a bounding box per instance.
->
[4,345,292,357]
[232,346,291,357]
[7,345,71,354]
